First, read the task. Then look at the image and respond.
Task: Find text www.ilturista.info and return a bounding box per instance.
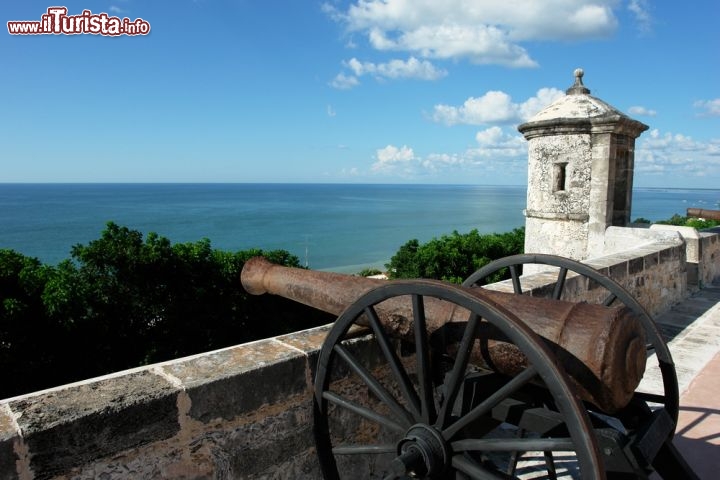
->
[8,7,150,36]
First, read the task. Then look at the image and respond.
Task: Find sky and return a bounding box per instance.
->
[1,1,719,187]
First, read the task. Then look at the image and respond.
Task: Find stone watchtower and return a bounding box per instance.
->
[518,69,648,262]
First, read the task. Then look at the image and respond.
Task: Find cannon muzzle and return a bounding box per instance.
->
[241,257,646,412]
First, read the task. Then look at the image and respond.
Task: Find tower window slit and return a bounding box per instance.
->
[553,162,568,192]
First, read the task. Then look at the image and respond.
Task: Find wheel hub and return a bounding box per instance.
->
[390,424,450,478]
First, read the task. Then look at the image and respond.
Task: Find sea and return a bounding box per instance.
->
[1,184,719,273]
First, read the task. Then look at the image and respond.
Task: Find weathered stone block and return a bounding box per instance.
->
[161,341,308,423]
[276,324,332,380]
[659,246,679,263]
[644,252,659,269]
[10,371,180,477]
[629,257,644,275]
[0,406,19,480]
[609,262,628,281]
[225,402,315,476]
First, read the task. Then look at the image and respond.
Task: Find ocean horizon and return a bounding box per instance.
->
[1,183,719,273]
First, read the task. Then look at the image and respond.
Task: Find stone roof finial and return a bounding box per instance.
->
[566,68,591,95]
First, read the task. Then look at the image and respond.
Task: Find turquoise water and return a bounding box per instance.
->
[1,184,718,272]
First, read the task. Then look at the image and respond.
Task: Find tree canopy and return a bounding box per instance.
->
[0,222,332,398]
[385,228,525,284]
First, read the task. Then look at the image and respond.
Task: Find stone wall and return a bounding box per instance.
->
[645,225,720,289]
[488,228,689,318]
[524,216,589,268]
[524,132,592,261]
[1,327,333,479]
[699,227,720,286]
[1,229,718,479]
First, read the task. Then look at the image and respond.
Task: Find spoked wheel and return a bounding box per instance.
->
[462,253,679,428]
[313,280,604,479]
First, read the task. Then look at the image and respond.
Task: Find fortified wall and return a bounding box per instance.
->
[1,227,718,479]
[1,71,719,478]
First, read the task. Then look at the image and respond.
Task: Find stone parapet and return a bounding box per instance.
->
[604,225,684,254]
[699,228,720,286]
[0,326,335,479]
[490,238,689,318]
[647,225,720,289]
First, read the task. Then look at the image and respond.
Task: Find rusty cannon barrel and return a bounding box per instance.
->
[687,207,720,221]
[241,257,646,413]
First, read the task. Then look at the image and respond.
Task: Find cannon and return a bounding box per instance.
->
[241,254,697,479]
[687,207,720,222]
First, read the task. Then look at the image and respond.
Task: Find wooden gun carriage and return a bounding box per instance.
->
[241,254,698,479]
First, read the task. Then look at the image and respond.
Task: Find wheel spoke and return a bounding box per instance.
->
[332,444,396,455]
[633,391,667,405]
[333,343,414,427]
[412,294,436,424]
[506,427,525,476]
[602,292,617,307]
[443,366,537,440]
[552,267,568,300]
[452,437,574,452]
[452,454,505,479]
[323,391,405,434]
[509,265,522,294]
[435,313,480,430]
[544,450,558,480]
[365,305,422,419]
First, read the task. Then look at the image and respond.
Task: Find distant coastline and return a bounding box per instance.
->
[1,183,718,272]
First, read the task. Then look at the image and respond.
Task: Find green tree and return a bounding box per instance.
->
[356,268,383,277]
[386,228,524,284]
[643,214,720,230]
[386,239,421,279]
[0,250,61,395]
[0,222,333,398]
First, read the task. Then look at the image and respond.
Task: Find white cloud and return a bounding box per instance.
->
[332,56,445,88]
[345,56,447,80]
[636,129,720,178]
[369,127,528,177]
[372,145,417,172]
[432,88,564,125]
[109,6,125,14]
[694,98,720,117]
[628,106,657,117]
[473,127,526,152]
[628,0,653,34]
[458,127,528,170]
[364,127,720,185]
[421,153,463,169]
[368,24,537,67]
[433,91,514,125]
[340,167,360,176]
[518,88,567,119]
[329,73,359,90]
[327,105,336,117]
[329,1,620,67]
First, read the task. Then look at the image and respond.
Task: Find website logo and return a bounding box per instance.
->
[8,7,151,36]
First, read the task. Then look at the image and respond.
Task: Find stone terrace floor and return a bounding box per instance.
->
[650,283,720,479]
